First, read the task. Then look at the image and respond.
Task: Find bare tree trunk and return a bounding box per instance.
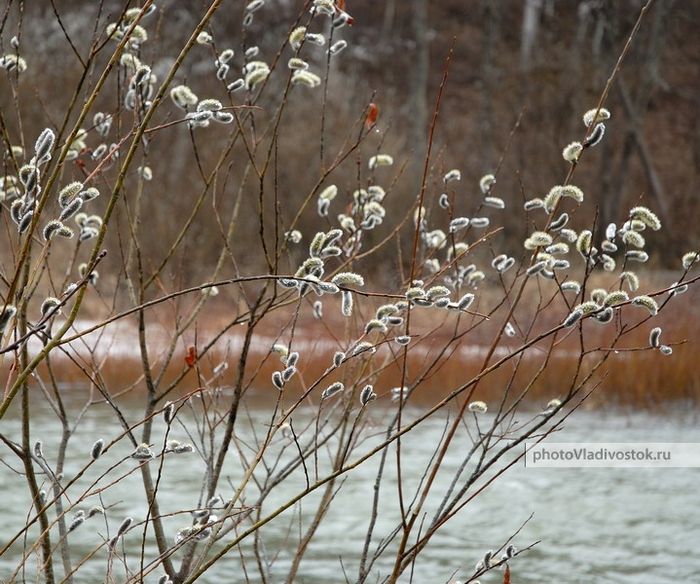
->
[382,0,396,39]
[617,79,671,225]
[601,0,674,232]
[479,0,499,169]
[410,0,429,179]
[596,4,621,235]
[520,0,542,71]
[566,1,595,137]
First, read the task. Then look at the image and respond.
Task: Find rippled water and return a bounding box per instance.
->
[1,396,698,584]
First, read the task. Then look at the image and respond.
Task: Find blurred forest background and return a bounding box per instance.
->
[1,0,698,292]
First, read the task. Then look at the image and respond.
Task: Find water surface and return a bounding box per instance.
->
[1,396,698,584]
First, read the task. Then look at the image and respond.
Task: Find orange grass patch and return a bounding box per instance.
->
[2,275,697,410]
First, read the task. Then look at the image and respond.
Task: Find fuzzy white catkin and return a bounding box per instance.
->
[171,85,199,109]
[550,212,569,231]
[563,309,583,327]
[321,381,344,400]
[306,33,326,46]
[331,272,364,287]
[483,196,505,209]
[526,261,547,276]
[491,254,507,269]
[620,271,640,291]
[649,327,662,348]
[528,231,553,247]
[312,0,336,15]
[562,141,582,162]
[560,228,578,242]
[582,107,611,128]
[34,128,55,162]
[443,169,461,183]
[196,31,213,44]
[91,439,104,460]
[470,217,489,228]
[162,402,175,424]
[629,206,661,231]
[245,66,270,89]
[449,217,469,233]
[246,0,265,13]
[319,184,338,201]
[360,385,376,405]
[288,57,309,70]
[39,297,61,318]
[59,197,83,221]
[317,198,330,217]
[352,342,375,356]
[0,305,17,334]
[227,78,245,92]
[117,517,132,536]
[289,27,306,50]
[576,230,592,255]
[669,282,688,296]
[131,443,154,460]
[524,198,544,211]
[594,307,613,324]
[625,250,649,263]
[364,319,387,334]
[436,298,452,310]
[68,515,85,532]
[58,181,83,207]
[682,251,699,270]
[499,257,515,273]
[330,40,347,55]
[368,154,393,169]
[282,366,297,382]
[479,174,496,194]
[583,122,606,147]
[426,285,450,300]
[603,291,628,306]
[622,230,645,248]
[43,220,65,241]
[632,295,658,315]
[457,293,474,310]
[285,230,302,244]
[602,240,618,253]
[468,401,488,413]
[546,242,569,255]
[292,70,322,87]
[341,290,353,316]
[18,211,35,234]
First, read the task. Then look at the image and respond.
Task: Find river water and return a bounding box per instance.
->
[1,395,698,584]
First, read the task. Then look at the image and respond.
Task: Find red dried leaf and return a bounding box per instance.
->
[335,2,353,25]
[503,564,511,584]
[185,346,197,367]
[365,102,379,130]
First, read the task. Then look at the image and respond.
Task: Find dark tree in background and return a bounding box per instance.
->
[1,0,698,286]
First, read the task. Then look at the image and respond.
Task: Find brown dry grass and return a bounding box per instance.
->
[5,270,697,410]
